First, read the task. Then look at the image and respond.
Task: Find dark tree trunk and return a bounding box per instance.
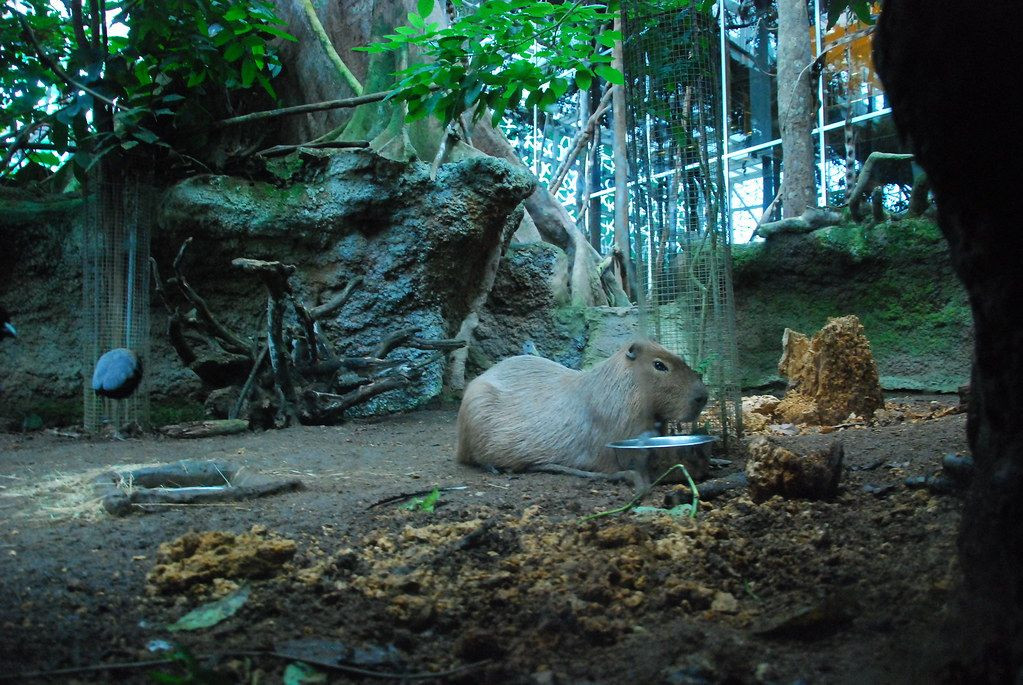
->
[875,1,1023,677]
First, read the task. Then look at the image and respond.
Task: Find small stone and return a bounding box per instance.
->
[754,662,776,683]
[711,591,738,613]
[532,671,555,685]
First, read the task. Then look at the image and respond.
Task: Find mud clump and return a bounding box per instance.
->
[776,315,885,425]
[146,525,297,595]
[745,435,844,503]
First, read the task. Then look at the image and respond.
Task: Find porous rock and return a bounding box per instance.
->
[745,435,844,503]
[776,315,885,425]
[158,149,536,414]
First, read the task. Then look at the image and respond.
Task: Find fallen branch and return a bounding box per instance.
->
[373,326,421,358]
[847,151,914,221]
[231,344,269,420]
[150,256,197,364]
[175,239,253,356]
[232,260,303,425]
[255,140,370,157]
[748,181,784,242]
[758,207,843,238]
[310,277,363,320]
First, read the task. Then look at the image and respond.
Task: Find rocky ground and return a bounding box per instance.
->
[0,395,970,684]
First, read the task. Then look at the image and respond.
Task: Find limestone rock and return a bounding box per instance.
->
[471,242,586,372]
[742,394,782,432]
[776,315,884,425]
[745,435,844,503]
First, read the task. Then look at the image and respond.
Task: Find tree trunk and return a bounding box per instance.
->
[776,0,817,217]
[875,0,1023,677]
[611,16,632,297]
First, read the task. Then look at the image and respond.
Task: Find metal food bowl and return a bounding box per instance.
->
[606,434,719,450]
[608,434,720,483]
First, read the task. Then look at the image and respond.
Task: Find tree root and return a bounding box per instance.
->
[154,243,462,427]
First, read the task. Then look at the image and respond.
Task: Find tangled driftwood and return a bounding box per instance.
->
[152,238,464,427]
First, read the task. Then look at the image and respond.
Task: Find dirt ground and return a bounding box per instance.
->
[0,395,970,684]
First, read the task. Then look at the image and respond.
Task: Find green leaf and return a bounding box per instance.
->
[417,0,435,19]
[260,24,299,41]
[256,71,277,99]
[132,127,161,144]
[27,151,60,167]
[549,76,568,100]
[187,70,207,87]
[223,41,245,62]
[240,58,257,87]
[223,5,248,21]
[401,488,441,512]
[167,586,250,632]
[594,64,624,86]
[408,12,425,30]
[133,61,152,85]
[575,68,593,92]
[283,662,327,685]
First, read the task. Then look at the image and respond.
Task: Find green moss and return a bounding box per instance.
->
[151,401,205,427]
[264,153,305,183]
[0,195,83,228]
[8,399,206,429]
[18,398,82,427]
[733,218,971,392]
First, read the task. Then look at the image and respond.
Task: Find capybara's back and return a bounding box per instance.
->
[456,340,708,474]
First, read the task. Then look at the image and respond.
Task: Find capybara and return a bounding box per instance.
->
[456,340,709,487]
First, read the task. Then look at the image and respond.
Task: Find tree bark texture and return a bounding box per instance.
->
[875,0,1023,677]
[776,0,817,218]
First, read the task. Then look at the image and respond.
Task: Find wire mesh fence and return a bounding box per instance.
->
[81,168,153,433]
[621,1,742,445]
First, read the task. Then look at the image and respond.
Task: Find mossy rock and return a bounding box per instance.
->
[732,220,971,392]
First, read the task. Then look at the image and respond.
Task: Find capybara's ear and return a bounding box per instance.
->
[626,342,639,360]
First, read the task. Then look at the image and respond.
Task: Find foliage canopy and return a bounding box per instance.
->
[1,0,294,182]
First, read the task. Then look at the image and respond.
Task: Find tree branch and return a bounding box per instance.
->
[255,140,369,157]
[173,238,253,356]
[549,86,612,195]
[216,91,393,128]
[17,16,122,110]
[758,207,842,238]
[309,276,362,320]
[847,151,914,221]
[299,0,364,95]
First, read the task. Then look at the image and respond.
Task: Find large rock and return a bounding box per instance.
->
[158,150,535,415]
[775,315,885,425]
[471,242,586,371]
[0,150,535,422]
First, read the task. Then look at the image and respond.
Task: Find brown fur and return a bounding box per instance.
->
[456,340,708,474]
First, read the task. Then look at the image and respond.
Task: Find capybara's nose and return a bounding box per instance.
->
[690,383,709,411]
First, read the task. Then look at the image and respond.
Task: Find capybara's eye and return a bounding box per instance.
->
[653,360,669,372]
